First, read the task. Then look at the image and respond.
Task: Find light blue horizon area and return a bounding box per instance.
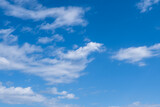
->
[0,0,160,107]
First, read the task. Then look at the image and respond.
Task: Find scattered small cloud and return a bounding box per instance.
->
[47,87,77,99]
[112,43,160,66]
[66,27,75,33]
[84,37,91,42]
[137,0,160,13]
[38,34,64,44]
[73,44,78,49]
[21,27,32,32]
[38,37,54,44]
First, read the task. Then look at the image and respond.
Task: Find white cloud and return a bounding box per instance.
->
[58,93,76,100]
[11,0,43,10]
[40,7,87,30]
[53,34,64,42]
[48,87,76,99]
[0,29,103,84]
[21,27,32,32]
[0,82,46,104]
[0,82,79,107]
[0,28,13,35]
[38,37,54,44]
[61,42,103,60]
[112,43,160,66]
[38,34,64,44]
[137,0,160,13]
[0,57,10,65]
[0,29,17,44]
[0,0,87,30]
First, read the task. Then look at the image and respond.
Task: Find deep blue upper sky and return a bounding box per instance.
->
[0,0,160,107]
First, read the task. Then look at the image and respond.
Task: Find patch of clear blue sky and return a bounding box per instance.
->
[1,0,160,107]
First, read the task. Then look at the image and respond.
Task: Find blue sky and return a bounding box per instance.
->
[0,0,160,107]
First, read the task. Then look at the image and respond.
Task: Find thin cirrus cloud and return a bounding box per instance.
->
[0,0,87,30]
[137,0,160,12]
[0,29,103,84]
[112,43,160,66]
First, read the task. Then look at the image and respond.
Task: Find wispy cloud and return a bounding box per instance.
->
[137,0,160,13]
[38,34,64,44]
[21,27,32,32]
[0,29,103,84]
[112,43,160,66]
[46,87,76,99]
[0,29,17,44]
[0,0,87,30]
[61,42,103,60]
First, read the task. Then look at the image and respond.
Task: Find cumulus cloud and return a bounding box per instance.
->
[0,29,103,84]
[0,82,46,104]
[0,0,87,30]
[0,82,79,107]
[137,0,160,12]
[112,43,160,66]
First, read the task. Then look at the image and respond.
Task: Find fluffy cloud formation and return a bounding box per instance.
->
[0,0,87,30]
[0,29,103,84]
[112,43,160,66]
[0,82,79,107]
[0,82,46,104]
[137,0,160,12]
